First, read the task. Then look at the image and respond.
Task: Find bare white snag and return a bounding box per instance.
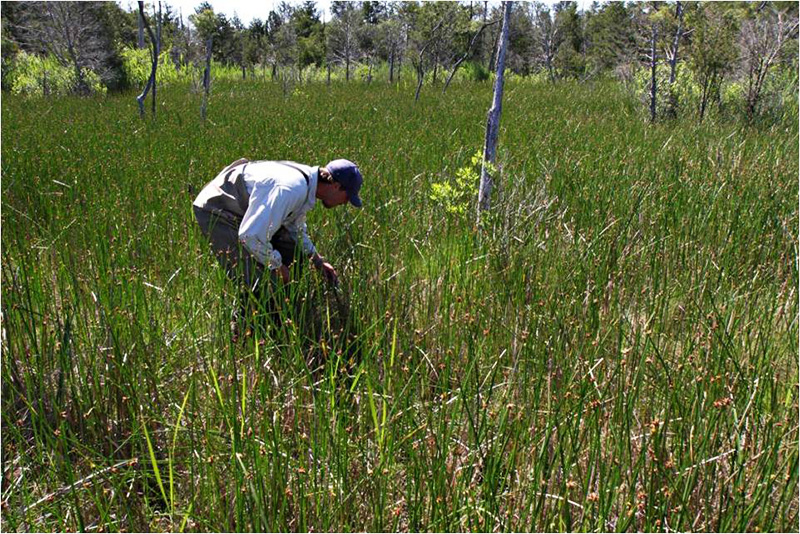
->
[442,19,499,94]
[477,0,512,219]
[413,18,444,102]
[666,1,684,118]
[649,18,658,123]
[138,6,145,49]
[136,1,159,118]
[22,2,110,95]
[741,6,799,119]
[201,37,213,121]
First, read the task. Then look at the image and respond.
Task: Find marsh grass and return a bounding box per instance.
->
[1,79,797,531]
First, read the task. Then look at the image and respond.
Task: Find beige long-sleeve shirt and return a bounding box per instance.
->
[193,160,318,269]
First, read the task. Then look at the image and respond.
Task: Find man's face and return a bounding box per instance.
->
[321,183,349,208]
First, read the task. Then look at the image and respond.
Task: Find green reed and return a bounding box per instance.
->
[1,78,797,531]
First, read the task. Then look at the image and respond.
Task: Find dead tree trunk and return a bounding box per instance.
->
[482,0,489,67]
[138,7,145,49]
[413,58,424,101]
[399,33,406,82]
[649,21,658,122]
[698,71,718,122]
[389,46,395,83]
[65,39,90,95]
[42,3,90,94]
[398,49,403,81]
[488,21,500,73]
[669,2,683,85]
[666,1,684,118]
[744,11,799,119]
[477,1,512,218]
[201,37,212,121]
[432,47,439,84]
[136,1,159,118]
[414,18,444,102]
[154,2,161,115]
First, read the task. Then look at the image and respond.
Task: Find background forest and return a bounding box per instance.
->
[1,1,798,532]
[1,1,798,123]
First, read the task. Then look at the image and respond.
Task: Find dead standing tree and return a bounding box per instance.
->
[649,7,659,123]
[413,18,444,102]
[442,18,499,94]
[533,3,560,84]
[201,37,212,121]
[740,4,799,119]
[665,1,685,118]
[138,5,145,49]
[477,0,512,219]
[16,2,112,95]
[136,1,160,118]
[327,5,361,82]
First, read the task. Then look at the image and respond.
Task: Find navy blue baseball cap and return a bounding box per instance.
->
[326,159,363,207]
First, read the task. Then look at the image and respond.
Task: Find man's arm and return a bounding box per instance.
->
[238,183,290,272]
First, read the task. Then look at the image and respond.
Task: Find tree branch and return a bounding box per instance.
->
[443,19,500,93]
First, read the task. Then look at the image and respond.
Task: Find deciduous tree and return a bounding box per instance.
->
[327,1,361,81]
[14,1,117,94]
[530,2,561,82]
[739,2,799,119]
[686,2,738,121]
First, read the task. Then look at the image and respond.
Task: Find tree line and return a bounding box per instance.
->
[2,1,797,121]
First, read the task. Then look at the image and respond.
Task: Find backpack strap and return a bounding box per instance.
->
[277,161,310,185]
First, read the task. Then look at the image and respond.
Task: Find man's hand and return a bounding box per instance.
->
[320,262,338,285]
[311,254,338,285]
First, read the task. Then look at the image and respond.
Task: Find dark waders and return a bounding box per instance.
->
[194,203,361,378]
[193,206,301,333]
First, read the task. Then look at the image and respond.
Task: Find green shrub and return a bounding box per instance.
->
[508,70,551,84]
[633,62,721,120]
[721,79,746,112]
[461,60,490,82]
[430,150,494,217]
[352,62,374,82]
[119,46,195,87]
[633,59,798,127]
[758,61,799,127]
[10,51,105,96]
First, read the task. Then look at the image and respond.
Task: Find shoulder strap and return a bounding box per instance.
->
[277,161,310,184]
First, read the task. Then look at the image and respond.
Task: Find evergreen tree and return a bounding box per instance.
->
[553,1,585,79]
[685,2,739,120]
[292,1,324,68]
[585,2,635,74]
